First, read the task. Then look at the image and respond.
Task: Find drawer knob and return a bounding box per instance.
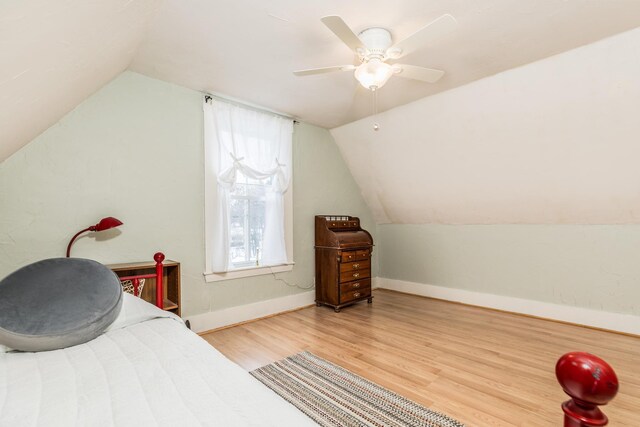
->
[354,292,361,298]
[353,263,360,269]
[353,272,359,278]
[353,282,360,288]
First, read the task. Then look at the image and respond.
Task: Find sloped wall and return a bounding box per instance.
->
[331,27,640,318]
[331,27,640,225]
[0,0,160,162]
[0,71,376,318]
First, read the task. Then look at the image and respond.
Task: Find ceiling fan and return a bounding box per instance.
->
[294,14,457,91]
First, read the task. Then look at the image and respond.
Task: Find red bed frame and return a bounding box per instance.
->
[117,252,165,309]
[556,352,618,427]
[112,252,621,425]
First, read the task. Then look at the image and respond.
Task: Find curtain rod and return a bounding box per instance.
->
[204,93,299,124]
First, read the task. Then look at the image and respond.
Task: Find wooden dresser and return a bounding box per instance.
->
[315,215,374,312]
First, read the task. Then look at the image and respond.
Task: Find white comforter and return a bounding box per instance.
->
[0,294,315,427]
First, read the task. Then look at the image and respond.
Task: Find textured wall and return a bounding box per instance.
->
[0,71,376,317]
[379,224,640,315]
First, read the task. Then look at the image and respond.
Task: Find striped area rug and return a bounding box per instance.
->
[250,351,464,427]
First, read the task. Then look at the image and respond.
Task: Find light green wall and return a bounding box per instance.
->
[379,224,640,315]
[0,71,376,317]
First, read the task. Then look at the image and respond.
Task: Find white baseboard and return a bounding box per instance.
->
[371,277,381,289]
[377,278,640,336]
[187,290,316,333]
[188,277,382,333]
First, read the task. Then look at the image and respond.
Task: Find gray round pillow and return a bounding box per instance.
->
[0,258,123,352]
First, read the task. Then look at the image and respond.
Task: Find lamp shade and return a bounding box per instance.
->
[354,59,394,90]
[66,216,123,257]
[94,217,123,232]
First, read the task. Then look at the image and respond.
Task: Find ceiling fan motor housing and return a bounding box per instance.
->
[358,27,393,58]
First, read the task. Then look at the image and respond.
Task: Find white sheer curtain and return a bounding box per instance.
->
[204,98,293,272]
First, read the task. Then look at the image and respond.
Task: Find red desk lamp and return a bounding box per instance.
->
[66,217,123,257]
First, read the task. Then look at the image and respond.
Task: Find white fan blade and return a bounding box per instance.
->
[394,64,445,83]
[293,65,355,76]
[321,16,364,52]
[389,14,457,58]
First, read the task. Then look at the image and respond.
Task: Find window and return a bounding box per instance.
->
[229,176,269,268]
[203,98,294,281]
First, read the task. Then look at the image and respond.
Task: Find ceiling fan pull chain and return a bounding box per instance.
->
[372,87,380,131]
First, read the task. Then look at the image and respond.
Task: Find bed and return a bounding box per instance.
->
[0,293,316,426]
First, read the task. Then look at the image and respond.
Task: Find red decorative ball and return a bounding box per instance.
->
[556,352,619,406]
[153,252,165,263]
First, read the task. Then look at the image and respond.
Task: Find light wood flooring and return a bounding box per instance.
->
[201,289,640,426]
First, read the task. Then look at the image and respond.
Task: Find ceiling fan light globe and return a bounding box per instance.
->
[355,59,393,90]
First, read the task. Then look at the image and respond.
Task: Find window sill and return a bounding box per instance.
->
[204,263,294,283]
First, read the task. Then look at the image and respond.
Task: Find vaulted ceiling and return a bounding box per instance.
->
[2,0,640,163]
[0,0,161,162]
[331,27,640,224]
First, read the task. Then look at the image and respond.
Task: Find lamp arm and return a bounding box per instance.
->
[66,226,94,257]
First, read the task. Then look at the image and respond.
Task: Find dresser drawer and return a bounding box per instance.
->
[340,278,371,293]
[340,286,371,304]
[340,268,370,283]
[340,249,371,263]
[339,259,371,273]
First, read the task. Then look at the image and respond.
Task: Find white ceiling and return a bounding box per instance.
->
[131,0,640,128]
[1,0,640,162]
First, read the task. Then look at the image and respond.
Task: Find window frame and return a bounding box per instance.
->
[204,182,294,283]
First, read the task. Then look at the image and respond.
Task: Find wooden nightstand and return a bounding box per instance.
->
[108,259,181,317]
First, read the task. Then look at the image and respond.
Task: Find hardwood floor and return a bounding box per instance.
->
[201,289,640,426]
